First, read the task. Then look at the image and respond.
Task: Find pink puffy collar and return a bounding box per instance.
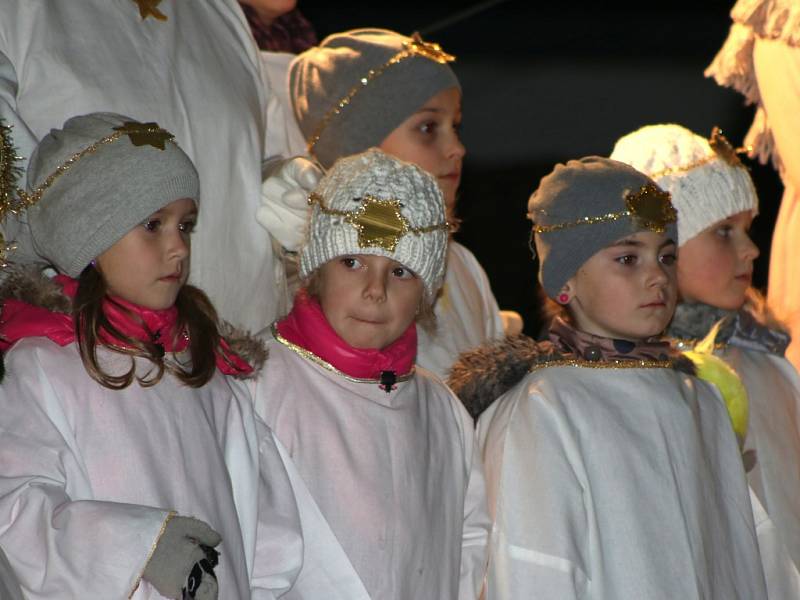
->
[0,275,252,376]
[275,290,416,392]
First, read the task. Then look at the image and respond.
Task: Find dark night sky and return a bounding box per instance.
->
[298,1,783,335]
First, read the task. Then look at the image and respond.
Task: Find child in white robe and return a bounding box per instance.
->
[612,123,800,597]
[246,149,490,600]
[257,28,521,379]
[449,156,767,599]
[0,113,362,600]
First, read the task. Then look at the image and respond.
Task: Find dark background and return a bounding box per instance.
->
[299,1,784,336]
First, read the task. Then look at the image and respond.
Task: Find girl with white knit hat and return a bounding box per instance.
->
[246,148,490,600]
[257,27,521,381]
[612,122,800,596]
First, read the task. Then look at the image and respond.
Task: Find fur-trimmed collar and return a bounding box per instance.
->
[0,266,267,378]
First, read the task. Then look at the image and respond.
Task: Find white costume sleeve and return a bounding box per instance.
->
[479,393,589,600]
[0,350,171,599]
[459,422,491,600]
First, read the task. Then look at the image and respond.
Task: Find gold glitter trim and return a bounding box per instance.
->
[308,192,451,251]
[532,183,676,234]
[649,127,747,180]
[306,32,455,154]
[0,119,24,221]
[17,122,175,209]
[129,510,177,599]
[272,324,415,384]
[529,357,674,373]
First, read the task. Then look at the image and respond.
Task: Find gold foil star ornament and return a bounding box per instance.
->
[132,0,168,21]
[709,126,745,169]
[113,122,174,150]
[346,196,410,251]
[625,183,677,233]
[405,32,456,64]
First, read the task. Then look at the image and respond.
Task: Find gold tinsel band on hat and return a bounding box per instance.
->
[308,191,452,252]
[16,122,175,208]
[0,118,24,221]
[647,127,749,181]
[532,183,677,235]
[306,32,455,154]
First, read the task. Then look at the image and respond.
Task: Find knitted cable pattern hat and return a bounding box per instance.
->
[529,156,677,298]
[289,28,460,169]
[300,148,450,299]
[23,112,199,277]
[610,124,758,246]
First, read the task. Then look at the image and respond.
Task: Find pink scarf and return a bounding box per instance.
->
[276,290,416,389]
[0,275,252,376]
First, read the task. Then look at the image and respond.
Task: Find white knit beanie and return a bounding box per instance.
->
[610,124,758,246]
[300,148,449,299]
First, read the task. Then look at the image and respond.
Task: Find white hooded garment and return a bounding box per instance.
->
[245,330,491,600]
[477,363,768,600]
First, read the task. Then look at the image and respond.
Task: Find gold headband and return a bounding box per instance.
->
[306,32,456,154]
[16,121,175,208]
[532,183,677,234]
[308,191,451,252]
[648,127,747,180]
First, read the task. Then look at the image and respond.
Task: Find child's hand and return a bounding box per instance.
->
[257,156,323,252]
[143,515,221,599]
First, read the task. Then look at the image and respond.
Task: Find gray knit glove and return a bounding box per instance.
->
[143,516,221,599]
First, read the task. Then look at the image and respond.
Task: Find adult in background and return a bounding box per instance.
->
[707,0,800,368]
[0,0,282,332]
[239,0,317,52]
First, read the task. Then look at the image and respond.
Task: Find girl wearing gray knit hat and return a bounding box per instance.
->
[258,27,521,380]
[0,113,362,599]
[613,123,800,592]
[447,156,767,599]
[251,148,490,600]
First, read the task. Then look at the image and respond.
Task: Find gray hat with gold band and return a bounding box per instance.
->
[289,28,460,169]
[23,112,199,277]
[529,156,677,298]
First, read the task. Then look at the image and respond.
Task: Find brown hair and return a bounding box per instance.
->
[73,266,223,389]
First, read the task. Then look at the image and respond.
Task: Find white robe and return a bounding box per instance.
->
[417,241,504,380]
[245,331,491,600]
[0,0,278,332]
[478,364,768,600]
[0,338,360,599]
[720,345,800,595]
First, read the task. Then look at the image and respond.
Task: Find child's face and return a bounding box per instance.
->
[96,198,197,310]
[379,87,464,217]
[564,231,678,341]
[317,254,424,350]
[677,210,759,310]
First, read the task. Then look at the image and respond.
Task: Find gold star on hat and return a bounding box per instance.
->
[113,122,174,150]
[346,196,410,252]
[625,183,677,233]
[132,0,168,21]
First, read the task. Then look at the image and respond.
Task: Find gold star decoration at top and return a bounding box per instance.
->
[405,32,456,64]
[625,183,677,233]
[132,0,168,21]
[112,122,174,150]
[709,126,745,169]
[346,196,410,252]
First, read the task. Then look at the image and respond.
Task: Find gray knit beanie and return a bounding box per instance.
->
[24,113,199,277]
[610,124,758,246]
[300,148,449,299]
[289,28,461,169]
[529,156,678,298]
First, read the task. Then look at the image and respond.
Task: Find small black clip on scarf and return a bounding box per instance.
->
[379,370,397,393]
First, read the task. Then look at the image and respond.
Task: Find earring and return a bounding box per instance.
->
[90,259,97,268]
[558,293,569,304]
